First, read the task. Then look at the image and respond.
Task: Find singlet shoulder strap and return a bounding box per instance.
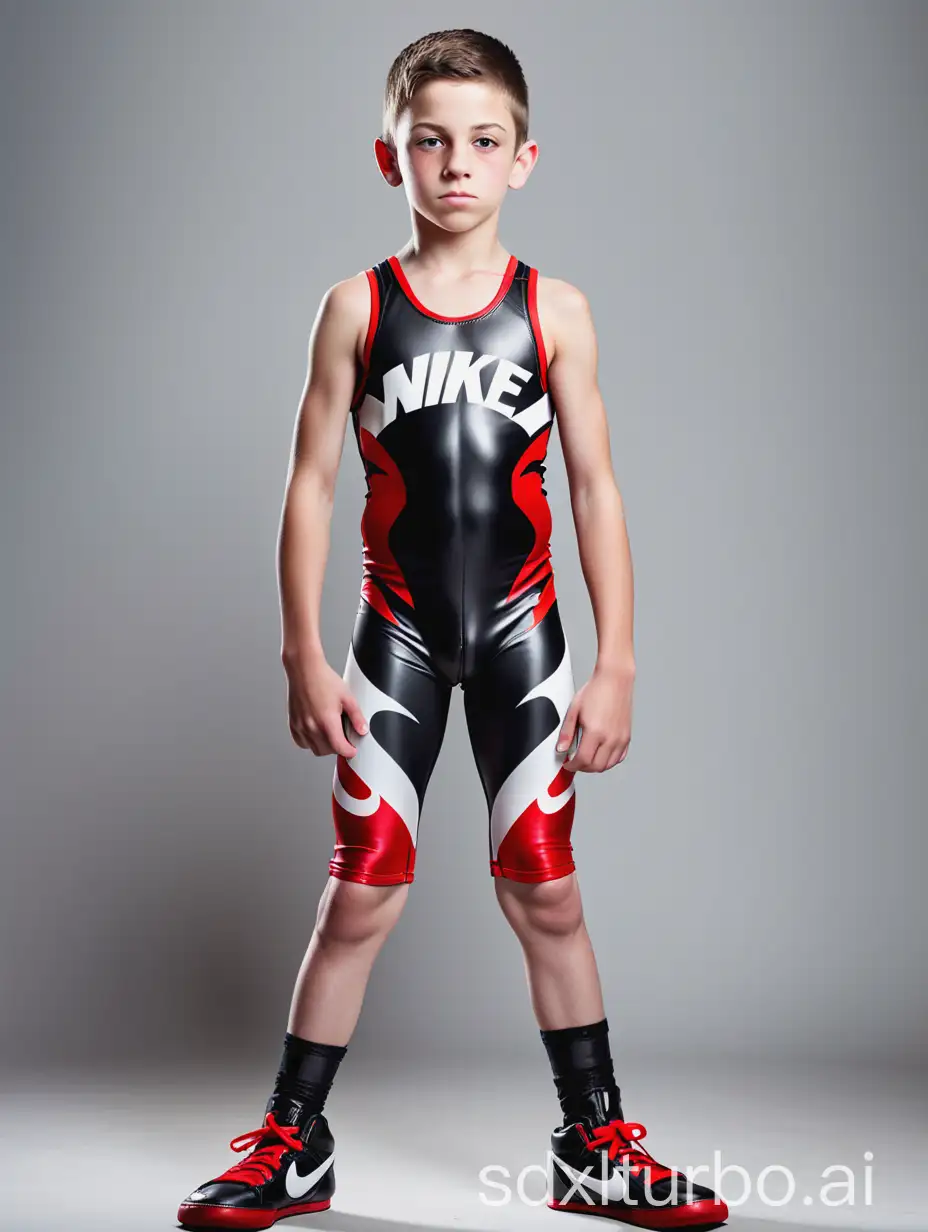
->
[350,264,386,411]
[522,262,549,392]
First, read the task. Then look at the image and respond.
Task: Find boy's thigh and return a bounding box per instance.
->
[463,605,578,883]
[329,600,451,886]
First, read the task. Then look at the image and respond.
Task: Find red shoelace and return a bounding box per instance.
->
[582,1119,674,1183]
[215,1113,304,1186]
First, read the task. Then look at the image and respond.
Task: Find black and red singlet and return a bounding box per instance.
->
[329,254,578,885]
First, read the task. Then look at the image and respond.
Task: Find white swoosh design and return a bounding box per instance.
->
[285,1150,334,1199]
[551,1153,627,1203]
[490,641,576,859]
[331,642,421,839]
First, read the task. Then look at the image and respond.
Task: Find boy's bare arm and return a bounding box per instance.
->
[277,273,370,756]
[538,277,635,772]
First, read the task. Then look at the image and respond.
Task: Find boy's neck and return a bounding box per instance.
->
[397,212,511,277]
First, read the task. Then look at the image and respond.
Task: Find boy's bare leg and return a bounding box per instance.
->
[287,876,410,1044]
[495,870,628,1138]
[493,872,605,1029]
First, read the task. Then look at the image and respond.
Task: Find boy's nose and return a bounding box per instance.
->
[442,145,473,177]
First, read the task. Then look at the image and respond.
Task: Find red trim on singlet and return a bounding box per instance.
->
[526,266,548,392]
[387,254,519,323]
[350,268,380,410]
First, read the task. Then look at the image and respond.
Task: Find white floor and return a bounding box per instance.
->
[4,1057,924,1231]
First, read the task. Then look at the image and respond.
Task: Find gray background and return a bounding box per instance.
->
[2,0,926,1079]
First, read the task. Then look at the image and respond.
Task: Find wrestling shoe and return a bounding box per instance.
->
[548,1090,728,1229]
[177,1092,335,1229]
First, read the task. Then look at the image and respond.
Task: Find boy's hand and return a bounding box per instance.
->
[556,663,634,773]
[284,652,368,758]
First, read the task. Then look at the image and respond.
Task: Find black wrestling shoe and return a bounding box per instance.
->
[548,1091,728,1229]
[177,1092,335,1229]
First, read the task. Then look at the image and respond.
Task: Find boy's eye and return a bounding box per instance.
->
[416,136,498,150]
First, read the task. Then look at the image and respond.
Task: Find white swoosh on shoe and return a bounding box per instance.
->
[285,1151,334,1199]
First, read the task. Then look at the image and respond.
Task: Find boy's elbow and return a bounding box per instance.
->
[286,454,339,509]
[570,467,621,510]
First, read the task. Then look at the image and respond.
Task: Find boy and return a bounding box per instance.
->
[178,28,728,1231]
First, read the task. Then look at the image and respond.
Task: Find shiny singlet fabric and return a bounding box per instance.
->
[329,255,577,885]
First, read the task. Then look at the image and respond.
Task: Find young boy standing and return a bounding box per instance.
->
[178,28,728,1231]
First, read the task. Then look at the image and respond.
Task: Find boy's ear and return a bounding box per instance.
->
[509,139,539,190]
[374,137,402,187]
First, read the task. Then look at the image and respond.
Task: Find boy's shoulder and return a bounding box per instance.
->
[533,273,595,360]
[321,269,372,318]
[535,272,590,317]
[310,270,372,353]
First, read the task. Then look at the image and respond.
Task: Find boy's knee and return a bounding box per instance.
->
[496,872,584,939]
[316,875,409,946]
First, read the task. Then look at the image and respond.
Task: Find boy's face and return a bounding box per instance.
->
[377,78,537,231]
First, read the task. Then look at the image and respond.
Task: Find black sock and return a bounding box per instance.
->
[540,1017,624,1126]
[271,1031,348,1116]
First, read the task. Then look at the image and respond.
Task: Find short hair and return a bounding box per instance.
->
[382,28,529,154]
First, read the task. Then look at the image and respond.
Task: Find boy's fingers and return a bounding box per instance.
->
[343,696,368,736]
[564,728,593,771]
[329,714,358,758]
[556,706,579,752]
[589,741,613,773]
